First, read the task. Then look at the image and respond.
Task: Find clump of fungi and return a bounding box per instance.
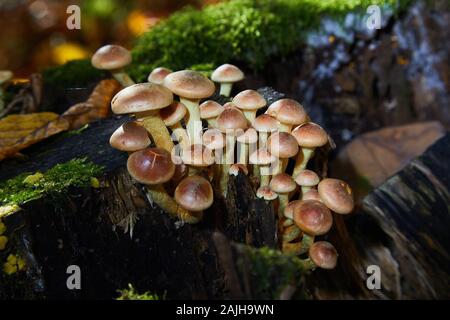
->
[97,49,355,271]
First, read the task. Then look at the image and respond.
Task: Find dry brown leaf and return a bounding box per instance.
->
[62,79,120,129]
[0,112,69,161]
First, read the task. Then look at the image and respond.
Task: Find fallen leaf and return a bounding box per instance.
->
[0,112,69,161]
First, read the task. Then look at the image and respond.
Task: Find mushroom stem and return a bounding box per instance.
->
[279,123,292,133]
[112,70,135,87]
[145,185,202,224]
[283,218,294,227]
[206,118,217,128]
[292,147,315,178]
[242,110,257,124]
[220,134,236,196]
[282,224,301,242]
[238,142,248,164]
[171,122,190,149]
[219,83,233,97]
[137,111,174,152]
[301,185,311,195]
[180,97,203,145]
[278,194,289,218]
[260,166,271,188]
[258,131,268,149]
[299,233,315,255]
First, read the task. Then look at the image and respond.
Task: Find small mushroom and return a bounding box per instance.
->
[211,64,244,97]
[292,200,333,236]
[164,70,215,145]
[203,128,225,165]
[294,169,320,196]
[302,189,321,201]
[267,131,299,175]
[317,178,354,214]
[270,173,297,218]
[91,44,134,86]
[309,241,338,270]
[291,122,328,178]
[159,101,190,149]
[111,83,174,152]
[229,163,249,176]
[109,121,151,152]
[181,144,215,176]
[147,67,172,85]
[256,185,278,201]
[252,114,279,149]
[175,175,214,213]
[249,148,277,189]
[265,99,308,133]
[199,100,224,128]
[232,89,267,123]
[236,128,257,165]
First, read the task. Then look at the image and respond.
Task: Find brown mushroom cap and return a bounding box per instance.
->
[229,163,249,176]
[292,200,333,236]
[175,175,213,212]
[127,147,175,185]
[266,99,308,125]
[111,83,173,114]
[147,67,172,84]
[318,178,354,214]
[291,122,328,148]
[256,186,278,201]
[302,189,321,201]
[159,101,187,126]
[252,114,280,133]
[284,200,302,219]
[295,169,320,187]
[91,45,132,70]
[110,122,150,152]
[232,89,266,111]
[202,129,225,149]
[237,128,258,144]
[211,64,244,83]
[249,148,277,166]
[199,100,224,119]
[267,132,299,158]
[270,173,296,194]
[164,70,215,100]
[309,241,338,270]
[223,102,237,109]
[181,144,215,167]
[216,107,248,133]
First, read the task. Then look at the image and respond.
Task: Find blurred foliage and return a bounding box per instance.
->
[116,284,163,300]
[42,60,106,89]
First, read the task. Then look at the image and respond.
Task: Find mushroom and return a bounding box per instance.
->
[269,173,296,218]
[302,189,321,201]
[111,83,174,152]
[236,128,257,165]
[109,121,151,152]
[199,100,224,128]
[127,147,200,223]
[181,144,215,176]
[291,122,328,178]
[159,101,190,149]
[202,128,225,165]
[164,70,215,145]
[282,224,301,243]
[294,169,320,196]
[91,44,134,87]
[317,178,354,214]
[267,131,299,175]
[265,99,308,133]
[229,163,249,176]
[309,241,338,270]
[147,67,172,85]
[232,89,267,123]
[252,114,279,149]
[256,186,278,201]
[211,64,244,97]
[175,175,214,215]
[249,148,277,189]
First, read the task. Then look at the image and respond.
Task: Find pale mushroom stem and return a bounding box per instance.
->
[279,123,293,133]
[278,194,289,218]
[137,111,174,152]
[206,118,217,128]
[260,165,271,188]
[258,131,269,149]
[146,184,202,224]
[299,233,315,255]
[171,123,190,149]
[238,142,248,164]
[301,186,311,195]
[282,225,301,243]
[292,147,315,178]
[180,98,203,145]
[243,110,257,124]
[219,83,233,97]
[220,135,236,196]
[112,70,135,87]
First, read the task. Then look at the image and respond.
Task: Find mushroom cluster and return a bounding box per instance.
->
[97,44,354,271]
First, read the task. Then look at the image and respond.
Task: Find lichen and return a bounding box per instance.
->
[116,284,163,300]
[0,158,104,218]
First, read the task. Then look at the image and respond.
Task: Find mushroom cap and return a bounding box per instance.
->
[127,147,175,185]
[202,128,225,149]
[199,100,224,119]
[237,128,258,144]
[211,64,244,83]
[91,44,132,70]
[181,144,215,167]
[229,164,248,176]
[252,114,280,133]
[0,70,13,84]
[266,99,308,125]
[292,200,333,236]
[309,241,338,270]
[284,200,302,219]
[223,102,237,109]
[159,101,187,126]
[147,67,172,84]
[216,106,248,133]
[232,89,266,111]
[175,175,213,212]
[270,173,296,194]
[291,122,328,148]
[267,132,299,158]
[111,83,173,114]
[249,148,277,166]
[164,70,215,99]
[256,186,278,201]
[109,122,151,152]
[295,169,320,187]
[302,189,321,201]
[318,178,354,214]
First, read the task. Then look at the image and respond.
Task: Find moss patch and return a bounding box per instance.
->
[116,284,163,300]
[0,158,103,217]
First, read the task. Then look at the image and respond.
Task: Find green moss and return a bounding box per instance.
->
[0,158,103,216]
[116,284,163,300]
